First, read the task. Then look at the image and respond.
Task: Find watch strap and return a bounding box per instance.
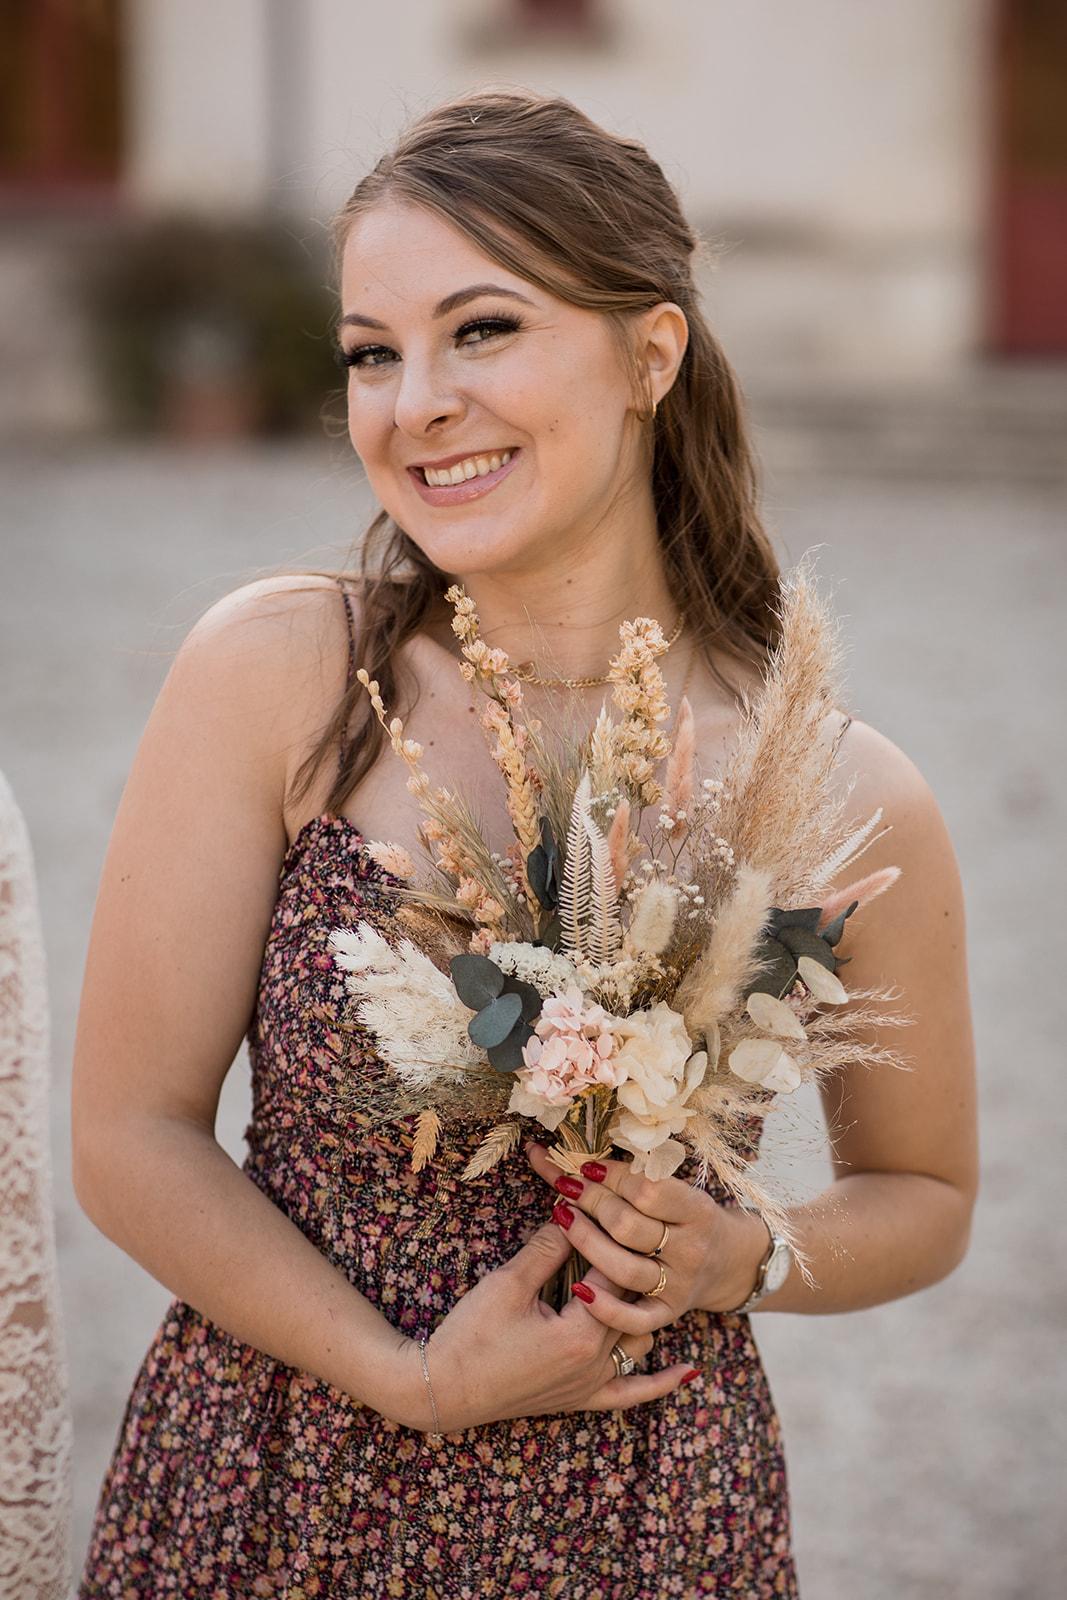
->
[731,1209,785,1314]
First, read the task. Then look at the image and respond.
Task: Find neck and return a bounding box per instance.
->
[447,550,681,687]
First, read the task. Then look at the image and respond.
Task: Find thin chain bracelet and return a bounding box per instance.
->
[417,1337,444,1442]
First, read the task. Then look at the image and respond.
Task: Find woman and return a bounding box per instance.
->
[74,88,978,1596]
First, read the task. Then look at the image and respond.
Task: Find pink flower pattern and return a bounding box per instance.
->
[77,816,797,1598]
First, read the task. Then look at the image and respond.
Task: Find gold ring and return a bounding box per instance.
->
[647,1220,670,1259]
[611,1343,636,1379]
[645,1261,668,1299]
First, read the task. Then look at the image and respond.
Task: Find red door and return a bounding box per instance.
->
[0,0,123,200]
[989,0,1067,354]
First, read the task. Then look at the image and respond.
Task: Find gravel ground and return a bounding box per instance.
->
[1,432,1064,1597]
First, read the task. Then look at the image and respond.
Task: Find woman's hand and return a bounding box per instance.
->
[387,1218,701,1435]
[525,1141,764,1334]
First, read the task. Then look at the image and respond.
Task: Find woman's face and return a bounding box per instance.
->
[338,201,662,580]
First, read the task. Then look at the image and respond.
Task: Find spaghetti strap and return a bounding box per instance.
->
[337,579,359,777]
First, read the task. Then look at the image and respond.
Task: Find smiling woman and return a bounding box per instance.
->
[73,85,976,1600]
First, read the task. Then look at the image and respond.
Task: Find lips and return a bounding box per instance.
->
[408,447,521,505]
[414,447,516,474]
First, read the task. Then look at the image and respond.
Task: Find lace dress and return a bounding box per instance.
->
[0,772,73,1599]
[79,587,798,1596]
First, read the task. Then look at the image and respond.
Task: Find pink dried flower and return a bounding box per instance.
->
[515,986,625,1106]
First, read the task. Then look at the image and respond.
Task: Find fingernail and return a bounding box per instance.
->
[580,1160,607,1182]
[554,1175,584,1200]
[571,1282,596,1304]
[552,1201,574,1230]
[681,1367,702,1385]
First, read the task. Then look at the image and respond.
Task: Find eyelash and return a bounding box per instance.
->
[334,313,523,371]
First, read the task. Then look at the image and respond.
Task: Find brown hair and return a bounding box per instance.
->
[289,85,781,817]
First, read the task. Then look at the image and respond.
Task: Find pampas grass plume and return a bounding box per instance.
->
[606,795,631,891]
[818,866,901,926]
[676,863,772,1039]
[627,880,679,956]
[665,695,695,835]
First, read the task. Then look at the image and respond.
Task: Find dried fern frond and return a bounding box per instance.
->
[583,811,622,964]
[411,1108,442,1171]
[461,1119,523,1180]
[559,770,593,956]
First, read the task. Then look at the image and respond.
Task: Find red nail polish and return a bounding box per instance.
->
[580,1160,607,1182]
[554,1175,584,1200]
[571,1282,596,1303]
[681,1367,702,1385]
[552,1201,574,1230]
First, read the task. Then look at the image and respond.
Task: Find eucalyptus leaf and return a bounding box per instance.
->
[526,845,557,911]
[487,1021,533,1072]
[821,899,859,948]
[450,953,504,1011]
[540,815,560,873]
[534,910,562,952]
[747,945,798,999]
[501,975,543,1023]
[775,925,836,968]
[468,991,523,1048]
[769,906,822,933]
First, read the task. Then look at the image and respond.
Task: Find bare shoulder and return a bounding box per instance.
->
[833,716,961,899]
[177,572,361,775]
[182,572,358,686]
[72,573,364,1140]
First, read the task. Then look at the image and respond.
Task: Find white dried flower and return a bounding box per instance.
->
[728,1037,802,1094]
[607,1002,707,1179]
[330,923,482,1086]
[488,940,580,996]
[797,956,849,1004]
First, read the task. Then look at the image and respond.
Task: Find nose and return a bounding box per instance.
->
[391,349,466,438]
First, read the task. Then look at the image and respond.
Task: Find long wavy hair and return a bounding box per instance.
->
[289,85,782,817]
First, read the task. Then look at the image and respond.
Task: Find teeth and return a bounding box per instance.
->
[424,449,513,487]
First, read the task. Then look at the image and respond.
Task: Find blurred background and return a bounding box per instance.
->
[1,1,1065,1594]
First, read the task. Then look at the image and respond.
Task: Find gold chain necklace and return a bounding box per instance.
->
[510,610,687,690]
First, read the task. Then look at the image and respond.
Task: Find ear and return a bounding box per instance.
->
[635,301,689,409]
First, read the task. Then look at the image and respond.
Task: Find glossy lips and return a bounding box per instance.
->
[408,447,521,505]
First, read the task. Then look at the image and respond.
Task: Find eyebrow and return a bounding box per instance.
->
[336,283,536,334]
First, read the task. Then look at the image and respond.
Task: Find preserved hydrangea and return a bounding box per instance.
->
[489,939,579,996]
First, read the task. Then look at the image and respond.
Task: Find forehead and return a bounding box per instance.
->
[340,201,534,311]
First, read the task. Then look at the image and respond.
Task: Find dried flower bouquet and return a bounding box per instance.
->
[329,567,907,1288]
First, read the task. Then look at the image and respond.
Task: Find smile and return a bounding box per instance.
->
[408,448,521,504]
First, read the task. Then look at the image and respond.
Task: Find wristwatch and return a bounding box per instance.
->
[731,1209,793,1313]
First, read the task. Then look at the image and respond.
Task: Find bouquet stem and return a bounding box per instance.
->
[540,1090,614,1313]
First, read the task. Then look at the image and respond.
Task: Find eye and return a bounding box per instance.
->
[334,312,522,371]
[454,313,523,346]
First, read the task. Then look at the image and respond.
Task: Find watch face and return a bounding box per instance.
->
[764,1242,792,1294]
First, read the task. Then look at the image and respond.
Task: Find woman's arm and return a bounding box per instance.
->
[72,579,418,1419]
[720,717,979,1313]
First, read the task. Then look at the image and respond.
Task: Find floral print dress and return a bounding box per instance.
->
[79,588,798,1597]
